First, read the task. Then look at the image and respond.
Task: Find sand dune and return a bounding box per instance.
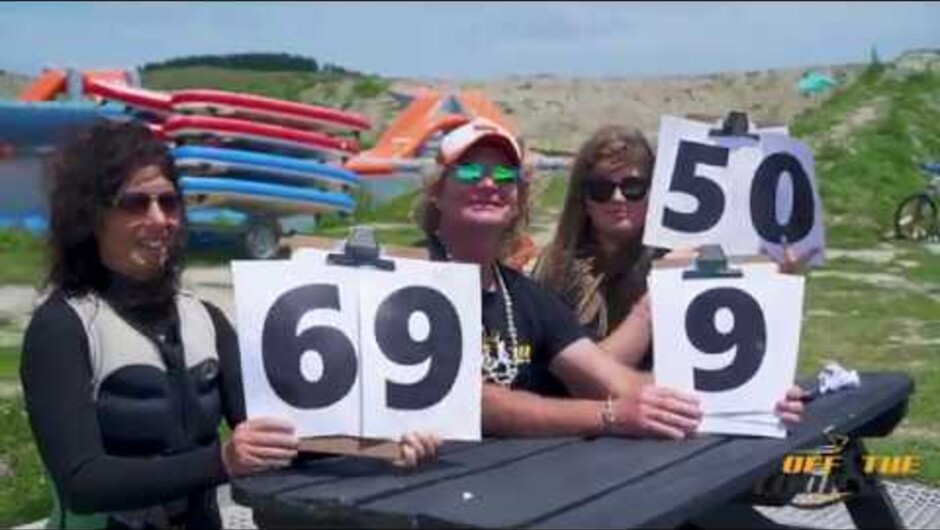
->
[388,64,865,152]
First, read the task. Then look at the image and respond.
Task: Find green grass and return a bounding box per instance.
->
[316,224,424,248]
[0,230,46,286]
[797,246,940,486]
[532,172,570,217]
[791,66,888,139]
[184,243,251,266]
[0,229,258,279]
[0,397,52,528]
[142,67,321,102]
[351,75,390,99]
[141,66,388,112]
[869,437,940,490]
[303,188,425,248]
[897,246,940,284]
[790,66,940,248]
[355,189,421,225]
[0,346,19,381]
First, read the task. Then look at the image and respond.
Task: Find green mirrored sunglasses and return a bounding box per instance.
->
[452,163,520,185]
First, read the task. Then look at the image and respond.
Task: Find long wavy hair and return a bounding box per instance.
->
[44,119,185,299]
[413,138,531,261]
[531,126,655,333]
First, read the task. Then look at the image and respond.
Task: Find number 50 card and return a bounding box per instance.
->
[650,259,805,438]
[644,115,825,267]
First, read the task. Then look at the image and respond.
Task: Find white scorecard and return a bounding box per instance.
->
[644,115,825,266]
[232,249,482,442]
[650,256,805,438]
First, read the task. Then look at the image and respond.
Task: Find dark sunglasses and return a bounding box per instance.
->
[450,163,521,186]
[582,178,650,202]
[112,191,182,216]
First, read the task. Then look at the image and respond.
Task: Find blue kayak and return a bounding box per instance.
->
[172,145,361,190]
[921,162,940,176]
[180,176,356,215]
[0,100,129,151]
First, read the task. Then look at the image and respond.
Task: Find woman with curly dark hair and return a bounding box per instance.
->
[19,119,438,529]
[531,126,663,369]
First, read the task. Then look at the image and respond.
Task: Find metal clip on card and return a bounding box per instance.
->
[682,244,743,280]
[326,225,396,271]
[708,110,759,141]
[307,225,401,460]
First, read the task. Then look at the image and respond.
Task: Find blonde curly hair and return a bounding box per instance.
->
[412,140,532,262]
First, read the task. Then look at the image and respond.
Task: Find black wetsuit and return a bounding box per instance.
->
[20,275,245,529]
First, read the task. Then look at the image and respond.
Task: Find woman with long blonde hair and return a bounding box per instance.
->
[533,125,662,368]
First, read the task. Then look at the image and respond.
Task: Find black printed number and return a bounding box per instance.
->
[663,141,815,242]
[750,152,815,242]
[263,285,357,409]
[375,287,462,410]
[685,288,766,392]
[662,140,729,233]
[262,284,462,410]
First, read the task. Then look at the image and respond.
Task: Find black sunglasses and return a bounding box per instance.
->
[112,191,182,216]
[582,178,650,202]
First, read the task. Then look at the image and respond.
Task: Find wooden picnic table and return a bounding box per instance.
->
[232,372,913,529]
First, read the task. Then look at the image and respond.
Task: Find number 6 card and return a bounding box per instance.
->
[232,250,482,442]
[649,258,805,437]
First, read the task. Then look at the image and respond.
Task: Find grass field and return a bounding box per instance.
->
[799,242,940,484]
[0,346,19,382]
[0,230,47,287]
[792,66,940,248]
[0,396,50,528]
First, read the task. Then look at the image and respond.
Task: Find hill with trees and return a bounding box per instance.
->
[140,52,361,75]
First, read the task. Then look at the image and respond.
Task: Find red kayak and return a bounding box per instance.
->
[171,89,371,132]
[84,79,172,117]
[163,115,359,158]
[146,123,166,139]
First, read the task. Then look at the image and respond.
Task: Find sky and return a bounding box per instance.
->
[1,2,939,79]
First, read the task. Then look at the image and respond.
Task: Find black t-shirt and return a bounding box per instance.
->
[482,264,588,397]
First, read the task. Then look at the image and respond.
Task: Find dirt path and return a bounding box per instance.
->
[0,241,934,335]
[0,243,929,324]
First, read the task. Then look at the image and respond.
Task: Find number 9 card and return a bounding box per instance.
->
[649,258,805,437]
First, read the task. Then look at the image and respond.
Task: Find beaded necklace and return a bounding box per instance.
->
[492,263,519,358]
[432,233,519,359]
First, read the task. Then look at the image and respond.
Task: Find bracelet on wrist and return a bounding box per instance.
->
[601,395,616,434]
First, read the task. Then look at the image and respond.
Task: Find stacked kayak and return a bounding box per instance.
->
[84,78,173,118]
[174,146,358,217]
[181,177,355,215]
[84,77,372,258]
[163,115,358,159]
[86,80,368,162]
[172,89,371,132]
[173,145,360,190]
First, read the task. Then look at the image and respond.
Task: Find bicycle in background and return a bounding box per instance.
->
[894,162,940,242]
